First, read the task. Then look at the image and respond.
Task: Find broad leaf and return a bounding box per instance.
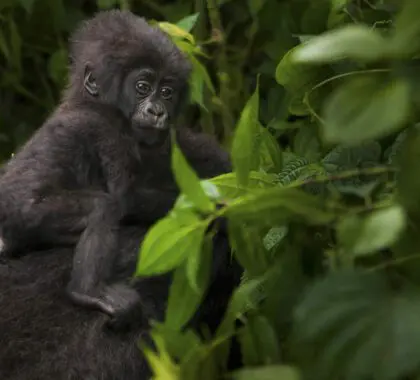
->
[275,46,333,114]
[259,126,283,173]
[142,334,180,380]
[214,275,267,370]
[176,13,199,33]
[239,314,281,366]
[136,215,208,276]
[293,124,322,162]
[396,127,420,214]
[293,271,420,380]
[186,233,212,293]
[217,277,266,337]
[209,171,277,199]
[171,138,214,213]
[291,24,389,63]
[263,226,288,251]
[158,22,195,44]
[152,323,201,363]
[390,0,420,56]
[189,55,216,109]
[337,206,406,257]
[231,78,260,187]
[228,222,269,277]
[277,157,311,186]
[226,187,336,226]
[48,49,68,87]
[164,260,206,330]
[322,76,410,145]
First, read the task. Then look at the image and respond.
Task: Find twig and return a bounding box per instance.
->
[206,0,235,142]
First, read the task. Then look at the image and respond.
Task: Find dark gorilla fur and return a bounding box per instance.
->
[0,9,235,324]
[0,226,241,379]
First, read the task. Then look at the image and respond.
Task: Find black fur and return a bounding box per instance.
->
[0,9,232,322]
[0,225,241,379]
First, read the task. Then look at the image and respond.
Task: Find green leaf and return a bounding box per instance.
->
[390,0,420,56]
[247,0,267,16]
[171,137,214,213]
[263,226,288,251]
[48,49,68,87]
[228,222,268,277]
[232,366,300,380]
[209,171,277,199]
[0,30,10,61]
[96,0,118,9]
[226,187,336,226]
[291,24,389,64]
[337,206,406,257]
[164,260,205,330]
[231,77,260,187]
[293,124,322,162]
[8,18,21,72]
[239,315,281,366]
[277,157,311,186]
[259,126,283,173]
[385,126,420,165]
[322,141,382,169]
[322,76,410,145]
[214,275,267,369]
[142,334,180,380]
[293,271,420,380]
[18,0,35,13]
[327,0,350,28]
[275,46,332,106]
[158,22,195,44]
[186,233,212,293]
[189,55,215,110]
[152,323,201,362]
[176,13,199,33]
[180,342,219,380]
[136,215,208,276]
[396,127,420,214]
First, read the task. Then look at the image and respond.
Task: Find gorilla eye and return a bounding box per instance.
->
[136,81,151,96]
[160,87,173,100]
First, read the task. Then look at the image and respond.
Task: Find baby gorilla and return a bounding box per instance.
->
[0,10,232,324]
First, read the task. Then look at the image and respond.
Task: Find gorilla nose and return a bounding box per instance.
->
[145,103,165,118]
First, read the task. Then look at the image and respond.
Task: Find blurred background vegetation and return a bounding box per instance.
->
[2,0,400,160]
[6,1,420,379]
[1,0,291,158]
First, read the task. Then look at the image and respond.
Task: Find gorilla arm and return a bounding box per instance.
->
[66,130,178,324]
[66,130,231,323]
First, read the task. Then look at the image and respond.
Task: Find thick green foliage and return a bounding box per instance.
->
[5,0,420,379]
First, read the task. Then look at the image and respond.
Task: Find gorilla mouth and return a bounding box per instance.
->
[133,122,169,148]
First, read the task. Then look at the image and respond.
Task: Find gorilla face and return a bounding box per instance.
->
[67,10,192,149]
[124,68,181,147]
[84,64,187,148]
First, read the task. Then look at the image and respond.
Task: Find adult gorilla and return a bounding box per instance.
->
[0,225,240,379]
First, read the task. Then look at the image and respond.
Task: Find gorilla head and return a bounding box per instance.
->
[65,10,192,147]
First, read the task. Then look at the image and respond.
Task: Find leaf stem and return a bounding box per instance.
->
[367,253,420,272]
[206,0,235,142]
[287,165,396,188]
[304,68,391,124]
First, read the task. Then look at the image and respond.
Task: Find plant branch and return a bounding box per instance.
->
[206,0,235,143]
[288,165,396,188]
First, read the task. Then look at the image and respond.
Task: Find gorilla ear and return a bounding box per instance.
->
[83,64,99,97]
